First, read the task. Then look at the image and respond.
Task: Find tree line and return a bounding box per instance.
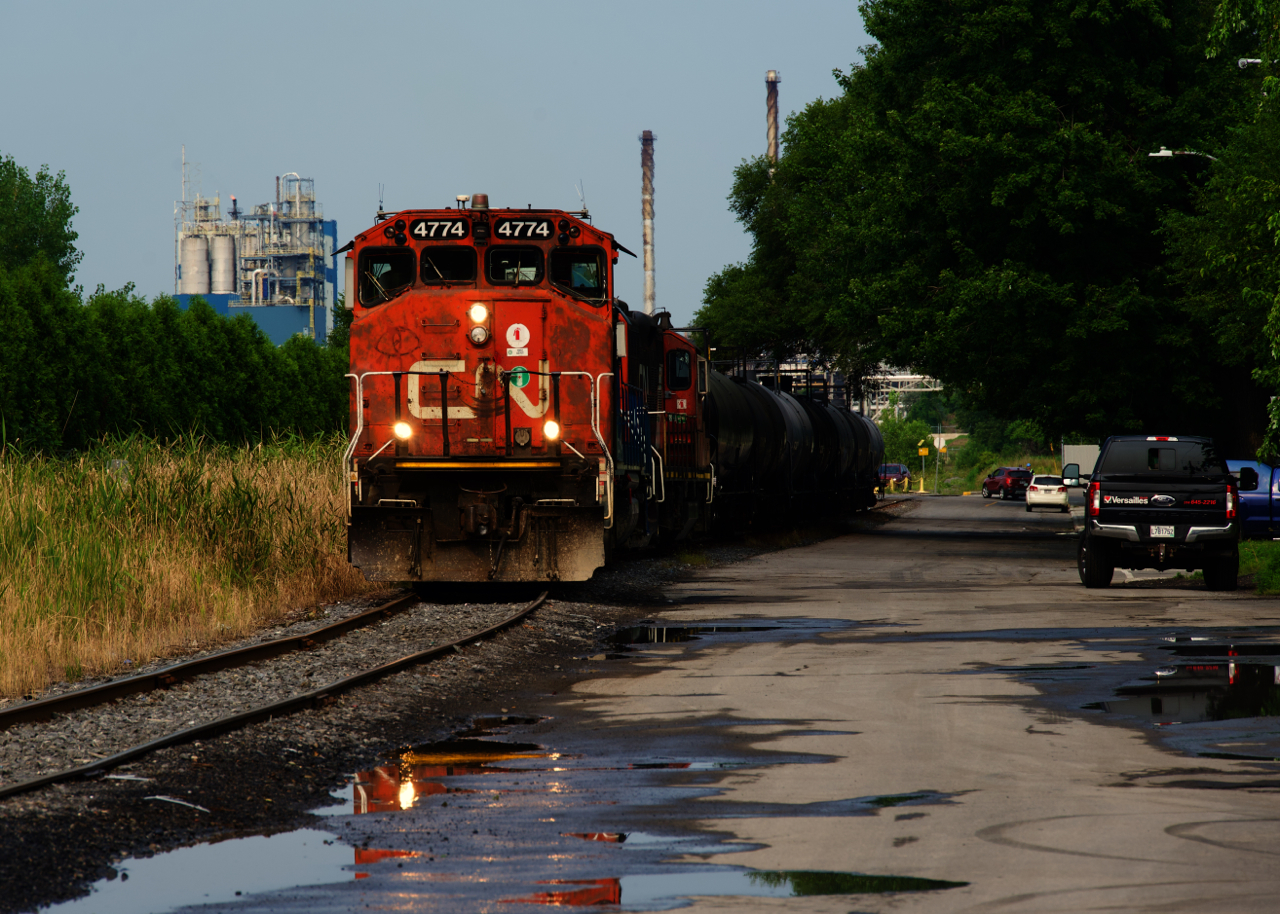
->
[0,152,350,453]
[697,0,1280,456]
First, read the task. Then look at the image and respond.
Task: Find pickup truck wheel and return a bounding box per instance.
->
[1078,538,1114,588]
[1203,551,1240,592]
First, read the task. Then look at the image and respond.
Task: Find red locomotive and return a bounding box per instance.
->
[342,194,882,583]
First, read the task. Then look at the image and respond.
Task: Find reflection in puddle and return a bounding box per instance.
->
[562,832,628,843]
[1166,642,1280,657]
[503,869,966,906]
[608,625,783,649]
[43,829,353,914]
[354,847,420,879]
[340,734,740,816]
[353,738,547,813]
[506,878,623,906]
[1089,662,1280,723]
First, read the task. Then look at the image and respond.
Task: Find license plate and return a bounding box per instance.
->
[1150,525,1174,538]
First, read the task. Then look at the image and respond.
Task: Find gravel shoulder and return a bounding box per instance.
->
[0,511,907,914]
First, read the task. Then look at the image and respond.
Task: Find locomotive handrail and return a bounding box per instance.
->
[650,445,666,504]
[344,367,615,528]
[502,368,613,527]
[595,372,615,528]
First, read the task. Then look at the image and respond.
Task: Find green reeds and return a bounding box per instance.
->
[0,433,379,699]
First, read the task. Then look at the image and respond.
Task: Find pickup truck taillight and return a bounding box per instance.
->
[1226,484,1237,520]
[1088,481,1101,516]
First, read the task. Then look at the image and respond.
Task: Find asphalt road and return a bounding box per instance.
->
[51,494,1280,913]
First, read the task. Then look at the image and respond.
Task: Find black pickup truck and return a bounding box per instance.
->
[1064,436,1249,591]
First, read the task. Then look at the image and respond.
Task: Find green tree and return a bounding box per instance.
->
[698,0,1261,447]
[0,153,81,284]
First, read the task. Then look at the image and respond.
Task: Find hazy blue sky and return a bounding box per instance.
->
[0,1,868,326]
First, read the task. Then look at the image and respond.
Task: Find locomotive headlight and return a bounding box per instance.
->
[543,419,560,441]
[393,421,413,440]
[468,303,488,323]
[468,324,490,345]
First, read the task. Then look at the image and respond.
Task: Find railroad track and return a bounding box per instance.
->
[0,590,548,802]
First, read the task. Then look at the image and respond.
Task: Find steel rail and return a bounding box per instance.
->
[0,592,424,733]
[0,591,549,802]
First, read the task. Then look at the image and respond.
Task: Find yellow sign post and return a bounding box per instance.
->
[918,447,929,456]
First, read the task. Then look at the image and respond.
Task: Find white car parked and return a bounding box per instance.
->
[1025,475,1070,513]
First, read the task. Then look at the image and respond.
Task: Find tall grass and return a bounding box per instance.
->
[0,434,379,700]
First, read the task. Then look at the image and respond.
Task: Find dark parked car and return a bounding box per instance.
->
[879,463,911,488]
[1069,436,1241,590]
[1227,460,1276,540]
[981,467,1033,500]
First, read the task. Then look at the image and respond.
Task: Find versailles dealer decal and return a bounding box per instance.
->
[1102,494,1217,506]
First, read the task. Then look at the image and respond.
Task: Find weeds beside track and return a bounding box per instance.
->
[0,434,381,700]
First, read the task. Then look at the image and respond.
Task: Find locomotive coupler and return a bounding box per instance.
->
[458,485,508,538]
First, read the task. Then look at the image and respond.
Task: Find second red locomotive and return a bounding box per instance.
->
[342,195,882,583]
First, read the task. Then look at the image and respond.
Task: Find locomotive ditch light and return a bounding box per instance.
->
[543,419,561,441]
[394,421,413,440]
[468,324,490,345]
[469,303,489,323]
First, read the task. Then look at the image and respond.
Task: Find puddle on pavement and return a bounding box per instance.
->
[608,624,783,646]
[501,869,967,907]
[599,621,848,660]
[1165,642,1280,658]
[1086,662,1280,724]
[322,735,746,816]
[43,829,356,914]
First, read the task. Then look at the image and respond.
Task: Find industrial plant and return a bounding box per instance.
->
[175,160,337,344]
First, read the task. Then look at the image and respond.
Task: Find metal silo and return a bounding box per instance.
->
[179,235,210,294]
[210,235,236,293]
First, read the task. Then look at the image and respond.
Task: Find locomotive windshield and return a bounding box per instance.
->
[487,246,543,285]
[667,349,692,391]
[359,248,415,305]
[420,247,476,284]
[550,249,606,299]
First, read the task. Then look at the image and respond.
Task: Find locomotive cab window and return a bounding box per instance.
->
[487,246,543,285]
[359,248,415,305]
[666,349,692,391]
[550,249,606,299]
[420,247,476,284]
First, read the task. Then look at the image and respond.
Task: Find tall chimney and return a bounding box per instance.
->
[640,130,656,315]
[766,70,781,163]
